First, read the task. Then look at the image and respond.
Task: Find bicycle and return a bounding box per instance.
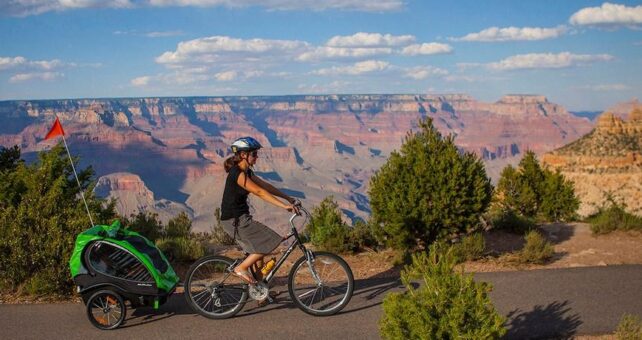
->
[184,205,354,319]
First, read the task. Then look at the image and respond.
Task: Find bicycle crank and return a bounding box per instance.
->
[248,282,269,301]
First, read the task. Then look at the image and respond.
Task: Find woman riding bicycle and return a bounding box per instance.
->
[220,136,300,284]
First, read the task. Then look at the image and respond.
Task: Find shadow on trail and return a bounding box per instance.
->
[503,300,582,340]
[118,268,405,327]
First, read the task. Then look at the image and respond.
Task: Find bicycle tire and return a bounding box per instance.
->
[288,251,354,316]
[184,255,248,319]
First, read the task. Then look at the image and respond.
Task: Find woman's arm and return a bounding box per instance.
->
[252,175,296,204]
[237,172,293,210]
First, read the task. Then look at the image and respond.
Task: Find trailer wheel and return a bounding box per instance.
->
[86,289,126,330]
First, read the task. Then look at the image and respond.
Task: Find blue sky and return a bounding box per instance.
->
[0,1,641,110]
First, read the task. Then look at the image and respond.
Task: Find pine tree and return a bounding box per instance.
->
[0,144,116,294]
[306,196,351,253]
[368,117,492,250]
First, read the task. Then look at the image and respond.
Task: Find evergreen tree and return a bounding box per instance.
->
[166,212,191,238]
[368,117,492,250]
[0,144,115,294]
[306,196,351,253]
[495,151,578,223]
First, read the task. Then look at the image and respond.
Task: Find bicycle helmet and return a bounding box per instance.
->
[231,136,262,153]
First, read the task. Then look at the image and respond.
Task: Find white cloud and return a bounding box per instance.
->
[400,43,452,56]
[580,83,630,91]
[297,80,351,93]
[296,46,392,61]
[570,2,642,28]
[453,26,567,42]
[403,66,448,80]
[0,56,27,70]
[156,36,308,65]
[114,30,184,38]
[214,70,237,81]
[0,56,66,71]
[311,60,390,75]
[326,32,415,47]
[131,76,151,87]
[9,72,63,83]
[2,0,403,16]
[487,52,613,71]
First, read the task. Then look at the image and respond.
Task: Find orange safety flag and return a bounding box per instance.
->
[44,117,65,140]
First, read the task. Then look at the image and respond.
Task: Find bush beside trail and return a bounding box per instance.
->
[379,243,506,339]
[0,145,116,296]
[369,117,492,251]
[587,196,642,235]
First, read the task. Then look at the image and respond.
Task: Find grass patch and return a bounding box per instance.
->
[452,232,486,263]
[587,203,642,235]
[615,313,642,340]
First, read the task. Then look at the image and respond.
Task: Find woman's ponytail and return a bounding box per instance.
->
[224,154,241,173]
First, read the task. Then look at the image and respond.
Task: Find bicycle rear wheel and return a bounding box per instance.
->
[288,251,354,316]
[184,255,248,319]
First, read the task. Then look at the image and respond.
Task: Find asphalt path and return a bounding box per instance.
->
[1,265,641,339]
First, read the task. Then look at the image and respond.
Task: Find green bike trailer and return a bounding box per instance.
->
[69,220,179,330]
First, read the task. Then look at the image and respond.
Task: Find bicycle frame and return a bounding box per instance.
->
[262,208,312,284]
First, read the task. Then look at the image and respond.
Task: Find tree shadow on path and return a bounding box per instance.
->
[503,300,582,340]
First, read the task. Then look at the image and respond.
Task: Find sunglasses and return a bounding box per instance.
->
[249,151,258,157]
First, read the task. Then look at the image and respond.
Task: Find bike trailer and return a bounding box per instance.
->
[69,220,179,330]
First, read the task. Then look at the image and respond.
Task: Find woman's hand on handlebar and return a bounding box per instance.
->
[286,203,301,215]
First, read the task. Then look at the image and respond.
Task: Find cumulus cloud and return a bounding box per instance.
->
[311,60,390,75]
[2,0,403,16]
[156,35,308,65]
[131,76,151,87]
[453,26,567,42]
[570,2,642,28]
[400,43,452,56]
[0,56,66,71]
[296,46,392,61]
[9,72,63,83]
[487,52,613,71]
[326,32,415,47]
[214,70,238,81]
[297,80,352,93]
[403,66,448,80]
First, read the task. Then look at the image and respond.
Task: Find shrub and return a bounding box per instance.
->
[495,151,578,222]
[123,211,164,242]
[210,207,235,245]
[306,196,351,253]
[451,232,485,263]
[0,144,116,296]
[379,243,506,339]
[156,237,204,262]
[516,230,554,264]
[615,314,642,340]
[369,117,492,250]
[587,197,642,235]
[348,219,379,251]
[489,208,536,234]
[165,212,191,238]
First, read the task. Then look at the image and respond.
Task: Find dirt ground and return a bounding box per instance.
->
[462,222,642,273]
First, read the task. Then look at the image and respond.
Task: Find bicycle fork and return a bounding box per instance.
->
[305,250,323,286]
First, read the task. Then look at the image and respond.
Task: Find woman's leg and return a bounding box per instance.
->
[235,253,264,283]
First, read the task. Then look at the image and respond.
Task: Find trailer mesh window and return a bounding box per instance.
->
[87,241,154,282]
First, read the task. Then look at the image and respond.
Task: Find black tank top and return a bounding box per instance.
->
[220,165,253,220]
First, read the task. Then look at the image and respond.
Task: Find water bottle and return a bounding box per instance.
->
[261,258,276,276]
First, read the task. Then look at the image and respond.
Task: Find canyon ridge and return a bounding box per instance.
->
[0,94,594,233]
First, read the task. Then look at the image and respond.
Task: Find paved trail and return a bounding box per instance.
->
[1,265,641,339]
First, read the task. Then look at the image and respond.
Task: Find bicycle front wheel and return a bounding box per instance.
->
[288,251,354,316]
[184,255,248,319]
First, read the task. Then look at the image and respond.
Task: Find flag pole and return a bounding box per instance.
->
[58,118,95,227]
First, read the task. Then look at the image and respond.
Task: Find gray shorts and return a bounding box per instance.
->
[220,214,283,254]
